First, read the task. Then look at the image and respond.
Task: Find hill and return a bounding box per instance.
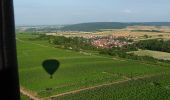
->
[61,22,170,32]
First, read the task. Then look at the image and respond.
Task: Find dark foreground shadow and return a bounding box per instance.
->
[42,59,60,79]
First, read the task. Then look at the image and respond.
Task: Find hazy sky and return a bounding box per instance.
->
[14,0,170,25]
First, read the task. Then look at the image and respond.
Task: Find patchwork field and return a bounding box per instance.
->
[50,26,170,42]
[17,34,170,99]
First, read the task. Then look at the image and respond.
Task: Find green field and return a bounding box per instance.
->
[55,73,170,100]
[17,34,170,99]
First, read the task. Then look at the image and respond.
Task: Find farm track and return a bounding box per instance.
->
[49,73,163,99]
[20,73,159,100]
[19,66,170,100]
[20,87,41,100]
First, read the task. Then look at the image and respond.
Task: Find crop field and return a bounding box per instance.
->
[17,34,170,99]
[56,30,170,40]
[116,26,170,40]
[132,50,170,60]
[55,73,170,100]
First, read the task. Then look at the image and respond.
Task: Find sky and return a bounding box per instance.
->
[14,0,170,25]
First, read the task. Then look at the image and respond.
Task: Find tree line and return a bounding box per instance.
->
[136,39,170,53]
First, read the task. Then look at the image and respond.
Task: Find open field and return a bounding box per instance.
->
[132,50,170,60]
[108,28,170,40]
[126,26,170,33]
[17,34,170,99]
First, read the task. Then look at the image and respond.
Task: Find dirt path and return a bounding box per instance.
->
[20,87,41,100]
[49,73,161,99]
[20,72,167,100]
[49,79,129,99]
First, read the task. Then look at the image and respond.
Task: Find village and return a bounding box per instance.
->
[90,35,133,48]
[91,36,131,48]
[45,32,134,49]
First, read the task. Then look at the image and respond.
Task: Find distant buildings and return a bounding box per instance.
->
[91,36,132,48]
[45,32,133,49]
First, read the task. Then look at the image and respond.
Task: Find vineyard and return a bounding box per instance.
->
[55,73,170,100]
[17,34,170,99]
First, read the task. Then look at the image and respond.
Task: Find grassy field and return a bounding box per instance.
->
[132,50,170,60]
[17,34,170,99]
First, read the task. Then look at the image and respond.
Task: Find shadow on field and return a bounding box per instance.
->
[42,59,60,79]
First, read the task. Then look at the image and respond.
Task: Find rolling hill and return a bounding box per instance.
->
[61,22,170,32]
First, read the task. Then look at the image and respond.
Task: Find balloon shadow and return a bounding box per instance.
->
[42,59,60,79]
